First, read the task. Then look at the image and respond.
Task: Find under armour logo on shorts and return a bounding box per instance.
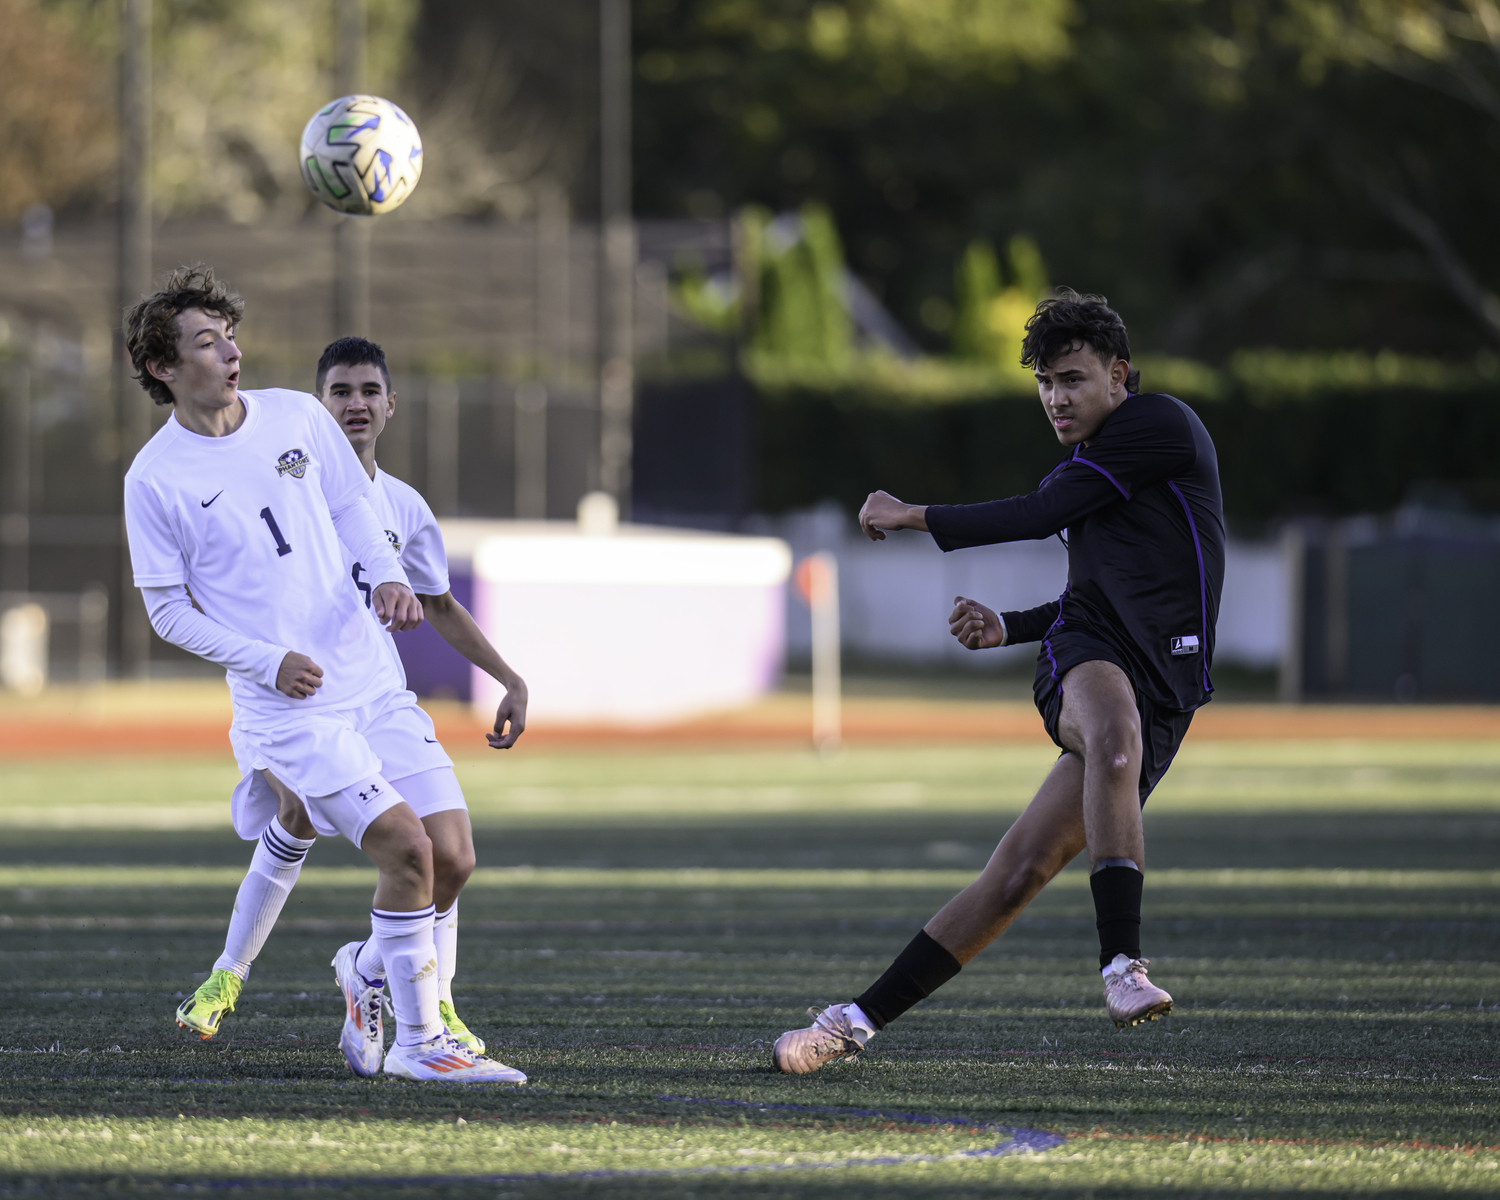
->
[358,783,382,803]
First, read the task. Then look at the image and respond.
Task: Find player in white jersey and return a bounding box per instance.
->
[124,265,522,1083]
[175,335,530,1076]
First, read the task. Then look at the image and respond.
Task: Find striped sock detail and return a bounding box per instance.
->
[371,905,437,922]
[260,826,310,865]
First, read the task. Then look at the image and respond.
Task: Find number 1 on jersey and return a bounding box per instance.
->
[259,507,292,557]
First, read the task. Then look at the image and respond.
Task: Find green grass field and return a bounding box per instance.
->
[1,740,1498,1197]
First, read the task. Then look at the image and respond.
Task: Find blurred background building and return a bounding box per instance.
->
[2,0,1500,702]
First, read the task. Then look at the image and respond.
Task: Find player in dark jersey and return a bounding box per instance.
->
[771,289,1225,1074]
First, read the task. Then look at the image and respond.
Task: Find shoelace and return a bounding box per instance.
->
[806,1006,861,1059]
[1111,959,1155,994]
[356,986,383,1039]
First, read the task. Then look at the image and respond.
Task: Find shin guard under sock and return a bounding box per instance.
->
[1090,864,1144,969]
[369,906,443,1046]
[357,901,461,1001]
[214,818,315,979]
[853,930,962,1030]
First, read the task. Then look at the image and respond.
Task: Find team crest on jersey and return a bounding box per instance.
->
[385,529,403,554]
[276,448,311,479]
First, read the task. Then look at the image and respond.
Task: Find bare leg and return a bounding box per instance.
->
[360,804,435,910]
[1054,659,1145,870]
[923,659,1143,962]
[265,770,317,839]
[776,660,1157,1067]
[422,809,476,913]
[268,772,436,909]
[924,752,1086,962]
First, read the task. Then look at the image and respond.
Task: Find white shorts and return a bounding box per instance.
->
[229,688,455,840]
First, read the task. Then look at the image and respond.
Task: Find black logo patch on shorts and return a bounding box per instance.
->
[357,782,382,803]
[276,448,311,479]
[1170,635,1201,656]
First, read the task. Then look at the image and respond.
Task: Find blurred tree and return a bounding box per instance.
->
[145,0,417,223]
[951,241,1000,361]
[748,202,854,366]
[1275,0,1500,340]
[0,0,113,221]
[953,235,1049,371]
[8,0,418,223]
[634,0,1500,361]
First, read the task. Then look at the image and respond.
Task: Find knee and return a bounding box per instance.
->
[999,859,1052,904]
[982,844,1058,907]
[1085,715,1142,774]
[433,842,475,896]
[392,828,435,890]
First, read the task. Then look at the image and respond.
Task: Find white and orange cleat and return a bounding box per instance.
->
[1103,954,1173,1027]
[383,1034,527,1083]
[331,941,385,1077]
[772,1003,869,1075]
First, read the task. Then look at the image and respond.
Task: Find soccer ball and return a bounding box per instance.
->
[299,95,423,216]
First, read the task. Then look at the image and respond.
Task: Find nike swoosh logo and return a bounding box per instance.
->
[423,737,438,744]
[201,491,224,507]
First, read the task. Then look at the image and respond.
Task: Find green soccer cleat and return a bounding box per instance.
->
[175,968,243,1040]
[439,1000,486,1054]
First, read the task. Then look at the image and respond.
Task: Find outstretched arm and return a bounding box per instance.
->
[418,591,528,749]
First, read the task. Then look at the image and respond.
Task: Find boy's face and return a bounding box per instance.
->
[1034,341,1131,446]
[149,308,241,408]
[321,363,393,454]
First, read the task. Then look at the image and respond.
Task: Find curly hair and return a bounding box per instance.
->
[1019,288,1140,393]
[123,264,245,406]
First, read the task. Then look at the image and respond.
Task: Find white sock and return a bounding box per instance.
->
[370,906,443,1045]
[844,1002,878,1044]
[434,901,458,1005]
[214,818,315,980]
[355,932,385,982]
[357,901,461,1001]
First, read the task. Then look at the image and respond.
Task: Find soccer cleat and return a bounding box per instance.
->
[1103,954,1174,1027]
[383,1034,526,1083]
[331,941,386,1077]
[175,969,243,1040]
[772,1003,865,1075]
[439,999,486,1054]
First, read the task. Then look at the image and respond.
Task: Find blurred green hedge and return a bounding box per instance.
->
[749,352,1500,529]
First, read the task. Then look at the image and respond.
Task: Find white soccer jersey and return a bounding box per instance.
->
[348,467,451,684]
[125,388,406,724]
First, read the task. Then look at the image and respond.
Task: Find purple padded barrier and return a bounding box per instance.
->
[393,567,474,701]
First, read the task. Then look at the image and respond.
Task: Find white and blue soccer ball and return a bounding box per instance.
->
[299,95,423,216]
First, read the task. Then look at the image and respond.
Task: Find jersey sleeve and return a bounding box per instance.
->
[308,396,375,513]
[124,474,189,587]
[925,395,1197,551]
[143,584,287,687]
[401,494,451,596]
[999,600,1061,645]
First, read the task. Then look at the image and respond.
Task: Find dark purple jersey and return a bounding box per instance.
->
[925,392,1224,711]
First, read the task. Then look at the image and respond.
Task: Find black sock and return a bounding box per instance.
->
[1090,865,1144,969]
[852,930,962,1030]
